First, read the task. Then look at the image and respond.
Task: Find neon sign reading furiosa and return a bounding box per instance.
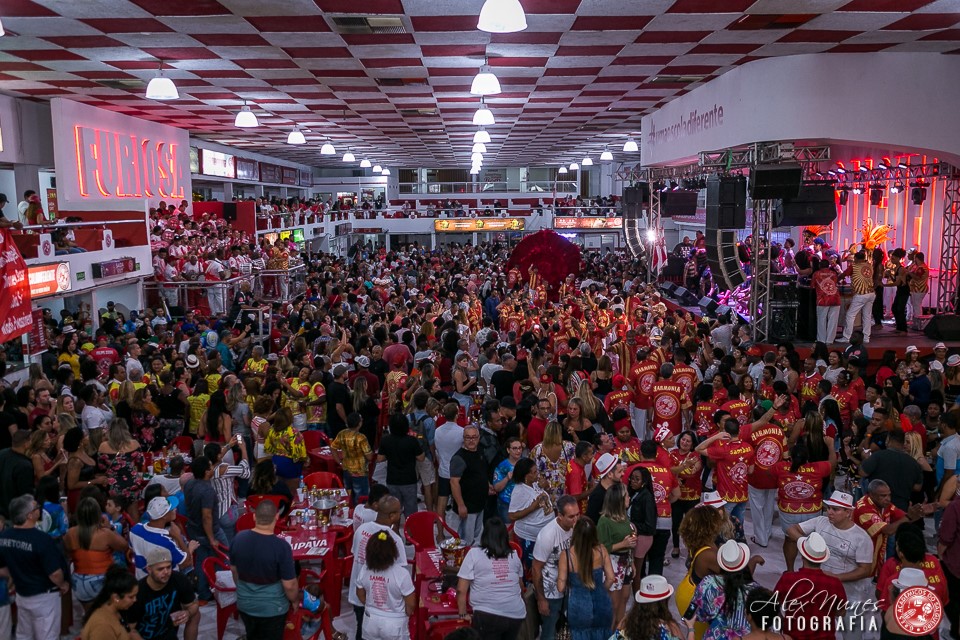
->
[73,126,186,200]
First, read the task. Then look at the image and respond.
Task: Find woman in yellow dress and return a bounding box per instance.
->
[675,501,734,640]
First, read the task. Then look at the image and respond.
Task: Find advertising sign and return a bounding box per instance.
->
[201,150,236,179]
[28,262,71,298]
[236,158,259,182]
[554,217,624,230]
[260,163,281,184]
[434,218,525,232]
[282,167,298,186]
[0,230,33,342]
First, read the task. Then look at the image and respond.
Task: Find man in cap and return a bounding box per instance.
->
[350,354,380,397]
[585,452,623,524]
[773,532,846,640]
[130,496,197,579]
[0,193,23,229]
[126,548,200,640]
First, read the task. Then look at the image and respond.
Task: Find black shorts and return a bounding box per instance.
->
[437,476,451,498]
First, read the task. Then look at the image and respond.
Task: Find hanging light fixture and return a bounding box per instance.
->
[360,159,371,168]
[623,138,638,152]
[472,142,487,153]
[471,152,484,163]
[372,164,382,173]
[478,0,527,33]
[473,99,495,126]
[342,150,355,162]
[582,157,593,166]
[558,166,568,174]
[470,167,480,175]
[0,19,5,37]
[234,102,259,128]
[600,148,614,161]
[286,126,306,145]
[320,139,335,155]
[471,61,501,96]
[145,62,178,100]
[474,128,491,144]
[569,162,579,171]
[473,158,484,167]
[381,168,391,176]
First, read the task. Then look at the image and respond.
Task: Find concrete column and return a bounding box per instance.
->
[599,162,615,198]
[221,181,234,201]
[14,164,41,222]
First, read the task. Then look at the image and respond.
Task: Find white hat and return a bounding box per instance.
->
[931,361,944,373]
[823,490,855,510]
[146,497,175,520]
[717,540,751,573]
[893,567,929,590]
[634,575,675,603]
[594,453,619,479]
[653,425,673,444]
[355,355,370,368]
[701,491,726,509]
[798,532,831,564]
[949,355,960,367]
[935,343,947,351]
[815,359,827,369]
[185,354,199,369]
[906,345,920,354]
[62,325,77,334]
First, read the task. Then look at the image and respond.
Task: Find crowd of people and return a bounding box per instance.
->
[0,199,957,640]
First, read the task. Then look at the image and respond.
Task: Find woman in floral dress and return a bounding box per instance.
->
[97,418,145,521]
[687,540,763,640]
[532,421,576,503]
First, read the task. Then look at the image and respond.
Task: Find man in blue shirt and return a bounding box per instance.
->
[938,413,960,485]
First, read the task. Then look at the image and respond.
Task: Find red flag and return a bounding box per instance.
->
[0,230,33,342]
[650,227,669,277]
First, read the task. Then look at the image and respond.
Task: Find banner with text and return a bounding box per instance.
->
[0,230,33,343]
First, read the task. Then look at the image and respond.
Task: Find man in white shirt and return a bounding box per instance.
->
[479,348,502,385]
[17,190,35,220]
[204,254,226,315]
[533,495,581,639]
[348,496,405,640]
[433,403,465,521]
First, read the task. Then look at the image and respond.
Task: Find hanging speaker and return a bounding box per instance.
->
[706,175,746,229]
[750,164,803,200]
[705,228,746,291]
[773,183,838,227]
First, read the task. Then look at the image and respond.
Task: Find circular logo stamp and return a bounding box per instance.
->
[655,394,679,418]
[42,240,52,256]
[755,440,782,468]
[894,586,942,636]
[55,263,70,291]
[783,480,815,501]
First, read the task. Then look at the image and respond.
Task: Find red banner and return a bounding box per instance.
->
[0,229,33,342]
[27,309,47,356]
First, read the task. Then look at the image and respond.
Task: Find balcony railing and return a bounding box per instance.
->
[399,180,580,194]
[15,219,147,260]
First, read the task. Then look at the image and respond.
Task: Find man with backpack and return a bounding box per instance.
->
[408,390,437,511]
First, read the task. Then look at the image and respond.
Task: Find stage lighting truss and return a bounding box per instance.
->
[831,161,955,188]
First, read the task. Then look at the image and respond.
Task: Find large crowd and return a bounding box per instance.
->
[0,200,956,640]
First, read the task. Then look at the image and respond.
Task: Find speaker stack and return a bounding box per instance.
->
[704,176,748,293]
[767,274,799,341]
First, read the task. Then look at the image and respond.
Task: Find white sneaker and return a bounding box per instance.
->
[836,337,849,343]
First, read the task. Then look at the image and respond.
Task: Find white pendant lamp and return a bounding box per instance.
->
[360,159,371,168]
[381,168,391,176]
[0,19,5,37]
[320,140,336,155]
[569,162,579,171]
[473,100,495,126]
[474,128,491,144]
[558,166,568,174]
[234,102,259,128]
[472,142,487,153]
[582,157,593,166]
[286,126,306,145]
[600,149,614,161]
[470,167,481,175]
[623,139,638,152]
[145,63,178,100]
[471,152,484,163]
[471,64,501,96]
[478,0,527,33]
[473,158,483,167]
[342,150,355,162]
[372,164,382,173]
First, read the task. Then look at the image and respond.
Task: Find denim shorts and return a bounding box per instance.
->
[779,509,819,533]
[73,573,105,602]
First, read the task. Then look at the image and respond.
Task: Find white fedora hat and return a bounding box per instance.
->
[634,575,675,604]
[798,532,830,564]
[717,540,751,573]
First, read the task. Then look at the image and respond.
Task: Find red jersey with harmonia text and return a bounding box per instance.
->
[772,460,833,514]
[671,364,699,400]
[720,398,752,426]
[706,439,754,503]
[604,389,633,417]
[651,379,688,436]
[693,401,719,439]
[638,461,677,518]
[670,449,703,501]
[630,360,659,410]
[799,372,822,405]
[742,424,787,490]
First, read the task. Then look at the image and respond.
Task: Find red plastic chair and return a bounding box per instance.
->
[426,618,471,640]
[202,556,238,639]
[303,471,343,490]
[245,494,290,514]
[235,512,256,532]
[302,430,327,451]
[404,511,459,553]
[170,435,194,453]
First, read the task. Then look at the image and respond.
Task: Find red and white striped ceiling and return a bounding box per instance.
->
[1,0,958,168]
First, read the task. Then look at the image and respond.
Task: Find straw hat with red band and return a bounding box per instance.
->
[798,532,831,564]
[701,491,726,509]
[594,453,620,479]
[717,540,751,573]
[823,491,855,510]
[634,575,675,604]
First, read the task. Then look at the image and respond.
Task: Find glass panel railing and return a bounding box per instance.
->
[398,180,580,194]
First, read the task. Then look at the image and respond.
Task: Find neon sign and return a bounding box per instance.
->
[73,126,186,200]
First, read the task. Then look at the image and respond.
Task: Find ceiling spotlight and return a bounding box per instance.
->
[869,184,884,205]
[600,149,613,161]
[145,62,178,100]
[471,152,484,163]
[858,166,868,173]
[320,140,335,155]
[838,188,849,206]
[472,143,487,153]
[470,63,501,96]
[835,165,846,174]
[478,0,527,33]
[474,128,491,144]
[911,183,927,205]
[877,157,891,171]
[473,100,495,126]
[853,184,863,194]
[0,18,5,37]
[623,139,639,153]
[234,102,259,128]
[286,126,306,145]
[890,182,905,194]
[381,168,391,176]
[342,150,355,162]
[372,164,382,173]
[360,159,371,168]
[898,162,908,169]
[558,166,568,174]
[569,162,579,171]
[582,157,593,166]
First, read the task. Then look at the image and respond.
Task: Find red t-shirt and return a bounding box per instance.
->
[758,384,776,402]
[743,424,787,490]
[604,389,633,417]
[774,567,846,640]
[671,364,698,400]
[772,460,833,514]
[799,372,822,405]
[670,449,703,501]
[876,554,948,612]
[614,438,642,463]
[91,346,119,379]
[630,360,659,410]
[720,398,752,426]
[849,376,866,403]
[711,388,729,405]
[638,461,677,518]
[693,401,719,439]
[834,387,859,428]
[706,439,754,504]
[813,268,841,306]
[526,417,548,449]
[565,459,589,515]
[651,380,687,436]
[773,395,802,427]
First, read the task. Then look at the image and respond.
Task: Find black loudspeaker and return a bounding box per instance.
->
[925,315,960,340]
[774,183,838,227]
[706,175,747,229]
[705,229,745,290]
[716,304,732,319]
[661,282,678,296]
[699,297,719,316]
[770,275,799,303]
[768,304,798,341]
[750,164,803,200]
[167,305,185,319]
[222,202,238,222]
[674,286,697,306]
[622,184,650,206]
[661,190,698,217]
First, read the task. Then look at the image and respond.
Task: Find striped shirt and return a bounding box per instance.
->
[850,261,874,295]
[213,459,250,519]
[129,523,188,579]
